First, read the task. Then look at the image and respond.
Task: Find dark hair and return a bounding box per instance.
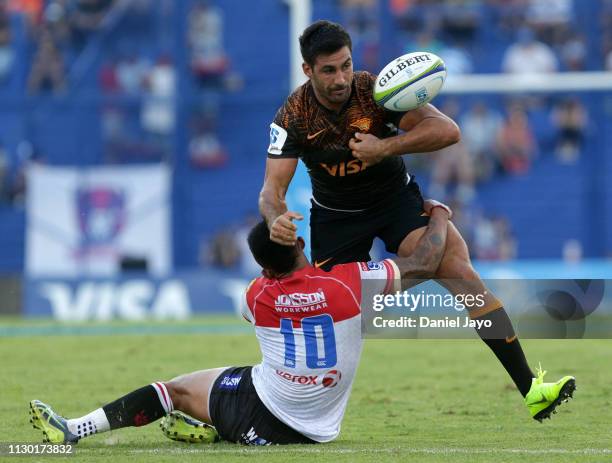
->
[247,220,299,275]
[299,20,352,66]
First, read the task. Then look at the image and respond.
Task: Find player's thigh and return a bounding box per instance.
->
[397,222,469,263]
[399,222,498,304]
[165,367,227,424]
[436,222,474,277]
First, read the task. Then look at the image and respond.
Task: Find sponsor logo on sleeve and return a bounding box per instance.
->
[268,122,288,155]
[367,261,383,271]
[219,374,243,390]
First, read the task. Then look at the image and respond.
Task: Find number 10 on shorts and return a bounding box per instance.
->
[280,314,337,369]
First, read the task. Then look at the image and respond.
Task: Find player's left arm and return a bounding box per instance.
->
[349,104,460,162]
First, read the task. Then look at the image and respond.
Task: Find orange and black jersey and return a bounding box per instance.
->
[267,71,409,211]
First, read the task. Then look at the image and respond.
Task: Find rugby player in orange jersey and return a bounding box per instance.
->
[259,20,575,420]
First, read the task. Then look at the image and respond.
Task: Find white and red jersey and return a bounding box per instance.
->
[243,259,401,442]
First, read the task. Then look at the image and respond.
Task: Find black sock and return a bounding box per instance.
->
[473,307,534,397]
[102,385,167,429]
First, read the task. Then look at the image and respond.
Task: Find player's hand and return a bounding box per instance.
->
[270,211,304,246]
[349,132,387,165]
[423,199,453,219]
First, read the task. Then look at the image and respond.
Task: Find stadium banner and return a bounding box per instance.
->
[22,267,612,337]
[23,270,250,321]
[25,164,171,277]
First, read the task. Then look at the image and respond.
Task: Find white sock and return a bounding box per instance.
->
[67,408,110,439]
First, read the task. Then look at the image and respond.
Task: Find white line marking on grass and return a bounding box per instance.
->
[127,447,612,456]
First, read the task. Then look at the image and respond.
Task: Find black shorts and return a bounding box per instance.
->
[310,178,430,269]
[208,366,316,445]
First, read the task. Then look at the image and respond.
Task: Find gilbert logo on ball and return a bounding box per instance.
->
[374,52,447,112]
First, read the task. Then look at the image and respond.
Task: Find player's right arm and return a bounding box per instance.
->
[392,201,451,287]
[260,104,305,246]
[259,157,303,246]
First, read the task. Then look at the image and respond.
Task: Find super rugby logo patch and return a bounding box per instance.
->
[268,123,288,155]
[360,261,383,271]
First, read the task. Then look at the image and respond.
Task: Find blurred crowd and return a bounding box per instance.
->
[389,0,612,74]
[0,0,606,264]
[0,0,234,204]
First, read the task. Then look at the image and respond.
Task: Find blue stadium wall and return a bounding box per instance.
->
[0,0,611,274]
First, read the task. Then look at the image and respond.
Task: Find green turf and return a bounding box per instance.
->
[1,318,611,462]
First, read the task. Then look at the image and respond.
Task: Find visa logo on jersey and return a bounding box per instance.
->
[319,159,370,177]
[275,290,328,313]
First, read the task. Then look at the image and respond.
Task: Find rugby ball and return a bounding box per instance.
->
[373,52,446,112]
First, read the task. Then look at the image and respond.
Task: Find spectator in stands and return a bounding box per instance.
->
[494,0,529,36]
[205,228,240,269]
[8,139,44,205]
[341,0,377,38]
[496,103,536,175]
[6,0,43,27]
[460,102,503,182]
[43,0,71,47]
[0,141,8,201]
[189,112,228,169]
[404,29,443,56]
[473,213,517,261]
[98,59,119,92]
[188,0,228,85]
[603,1,612,69]
[440,0,480,43]
[340,0,379,72]
[438,42,473,81]
[558,31,586,71]
[234,213,261,276]
[445,199,474,251]
[0,3,13,83]
[141,55,175,136]
[429,100,475,204]
[392,0,440,38]
[502,27,558,74]
[70,0,114,45]
[603,28,612,71]
[116,53,150,94]
[27,26,66,94]
[562,239,582,263]
[551,97,587,164]
[525,0,572,45]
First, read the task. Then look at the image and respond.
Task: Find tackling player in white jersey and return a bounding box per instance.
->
[29,200,452,445]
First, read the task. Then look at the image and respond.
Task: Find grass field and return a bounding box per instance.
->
[1,316,611,462]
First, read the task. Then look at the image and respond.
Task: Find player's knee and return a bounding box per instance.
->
[164,380,190,412]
